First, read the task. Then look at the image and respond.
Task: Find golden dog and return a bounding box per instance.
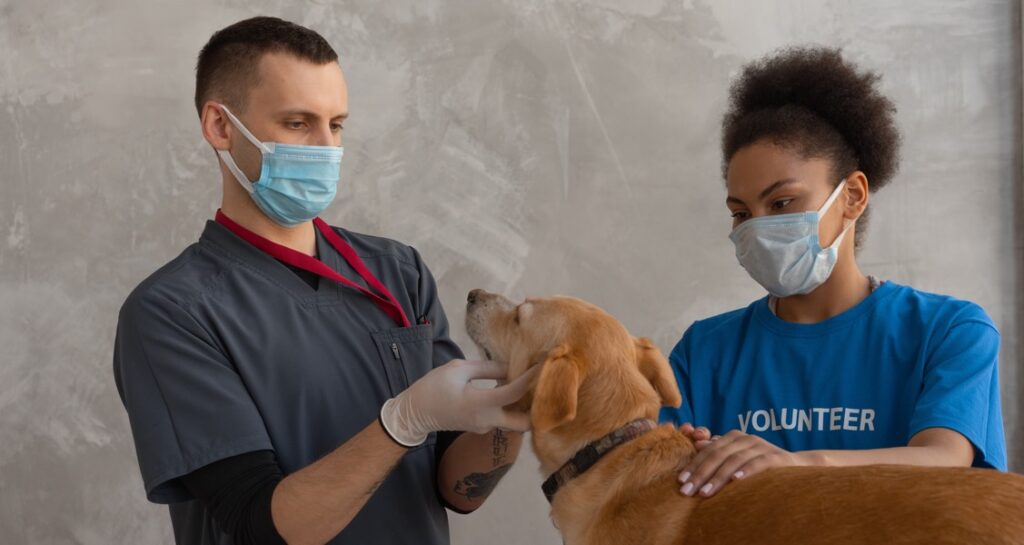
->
[465,289,1024,545]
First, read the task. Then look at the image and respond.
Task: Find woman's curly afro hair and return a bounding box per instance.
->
[721,46,901,248]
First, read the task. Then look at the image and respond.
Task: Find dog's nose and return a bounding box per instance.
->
[467,289,484,304]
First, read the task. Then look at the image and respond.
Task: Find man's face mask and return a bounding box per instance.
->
[217,104,344,227]
[729,179,855,298]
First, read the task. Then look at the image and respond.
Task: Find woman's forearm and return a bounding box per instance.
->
[800,427,974,468]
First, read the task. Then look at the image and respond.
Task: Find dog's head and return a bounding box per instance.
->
[465,289,682,471]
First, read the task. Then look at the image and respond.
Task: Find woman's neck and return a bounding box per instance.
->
[775,247,870,324]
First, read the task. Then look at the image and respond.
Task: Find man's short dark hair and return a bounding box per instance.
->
[194,16,338,117]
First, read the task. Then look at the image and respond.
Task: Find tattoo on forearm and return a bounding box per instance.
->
[453,464,513,500]
[492,429,509,466]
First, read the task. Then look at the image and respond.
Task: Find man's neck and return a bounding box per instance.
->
[220,199,318,257]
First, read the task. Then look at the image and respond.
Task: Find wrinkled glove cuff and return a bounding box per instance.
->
[379,397,427,448]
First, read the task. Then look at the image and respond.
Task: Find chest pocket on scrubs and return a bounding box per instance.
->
[371,323,434,396]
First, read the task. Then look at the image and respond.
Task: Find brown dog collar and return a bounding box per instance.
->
[542,418,657,502]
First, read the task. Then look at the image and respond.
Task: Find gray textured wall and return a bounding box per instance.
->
[1,0,1021,543]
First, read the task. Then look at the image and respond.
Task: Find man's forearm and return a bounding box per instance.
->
[438,429,523,512]
[270,420,407,545]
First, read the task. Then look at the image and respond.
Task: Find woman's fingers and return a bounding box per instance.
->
[698,450,765,497]
[678,423,712,442]
[734,451,798,482]
[678,431,745,495]
[680,434,799,498]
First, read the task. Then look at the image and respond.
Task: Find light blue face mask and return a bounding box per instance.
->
[729,180,855,298]
[216,105,344,227]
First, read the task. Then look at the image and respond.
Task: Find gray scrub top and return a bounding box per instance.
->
[113,219,464,545]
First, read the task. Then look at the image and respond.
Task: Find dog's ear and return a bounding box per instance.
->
[633,337,682,408]
[531,343,582,432]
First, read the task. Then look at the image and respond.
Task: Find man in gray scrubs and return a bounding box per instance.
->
[113,16,535,545]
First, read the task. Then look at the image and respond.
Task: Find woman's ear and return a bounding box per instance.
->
[844,170,870,220]
[531,344,582,432]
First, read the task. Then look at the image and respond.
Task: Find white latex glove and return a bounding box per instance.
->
[379,359,539,447]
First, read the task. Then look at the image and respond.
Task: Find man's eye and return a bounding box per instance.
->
[286,121,305,129]
[330,124,344,132]
[771,199,793,210]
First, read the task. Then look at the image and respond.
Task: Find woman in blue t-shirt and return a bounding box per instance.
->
[661,46,1007,500]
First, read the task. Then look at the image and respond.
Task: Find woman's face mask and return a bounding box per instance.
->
[729,179,855,298]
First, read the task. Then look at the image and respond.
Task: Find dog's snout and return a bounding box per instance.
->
[467,289,484,305]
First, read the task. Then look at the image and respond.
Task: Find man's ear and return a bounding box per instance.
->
[531,344,582,432]
[633,337,682,408]
[200,101,232,151]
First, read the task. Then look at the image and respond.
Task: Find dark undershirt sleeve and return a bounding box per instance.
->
[180,450,287,545]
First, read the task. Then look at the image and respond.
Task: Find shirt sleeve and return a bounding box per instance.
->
[908,309,1007,470]
[659,330,696,426]
[113,291,274,503]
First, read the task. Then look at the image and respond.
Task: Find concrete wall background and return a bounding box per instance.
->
[1,0,1020,543]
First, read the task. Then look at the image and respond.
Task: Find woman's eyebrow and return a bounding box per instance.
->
[726,178,798,205]
[758,178,798,199]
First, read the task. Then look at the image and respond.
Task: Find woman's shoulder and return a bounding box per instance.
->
[675,299,765,349]
[881,282,996,330]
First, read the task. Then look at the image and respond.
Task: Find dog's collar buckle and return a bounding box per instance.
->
[541,418,657,503]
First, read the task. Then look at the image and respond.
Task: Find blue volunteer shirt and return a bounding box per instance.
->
[659,281,1007,470]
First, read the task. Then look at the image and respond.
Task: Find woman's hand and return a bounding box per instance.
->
[678,422,714,445]
[678,429,810,497]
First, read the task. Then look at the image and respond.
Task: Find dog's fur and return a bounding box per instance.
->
[466,290,1024,545]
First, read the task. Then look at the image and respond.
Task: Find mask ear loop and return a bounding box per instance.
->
[218,105,273,153]
[215,104,273,193]
[817,179,848,215]
[821,178,856,250]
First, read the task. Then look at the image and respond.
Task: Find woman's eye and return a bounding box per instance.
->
[771,199,793,210]
[730,210,750,221]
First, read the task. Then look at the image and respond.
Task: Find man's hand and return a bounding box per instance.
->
[379,359,539,446]
[677,428,807,497]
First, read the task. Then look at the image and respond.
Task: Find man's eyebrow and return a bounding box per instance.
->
[727,178,799,205]
[274,109,349,120]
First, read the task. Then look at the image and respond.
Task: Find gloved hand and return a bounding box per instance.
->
[379,359,539,447]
